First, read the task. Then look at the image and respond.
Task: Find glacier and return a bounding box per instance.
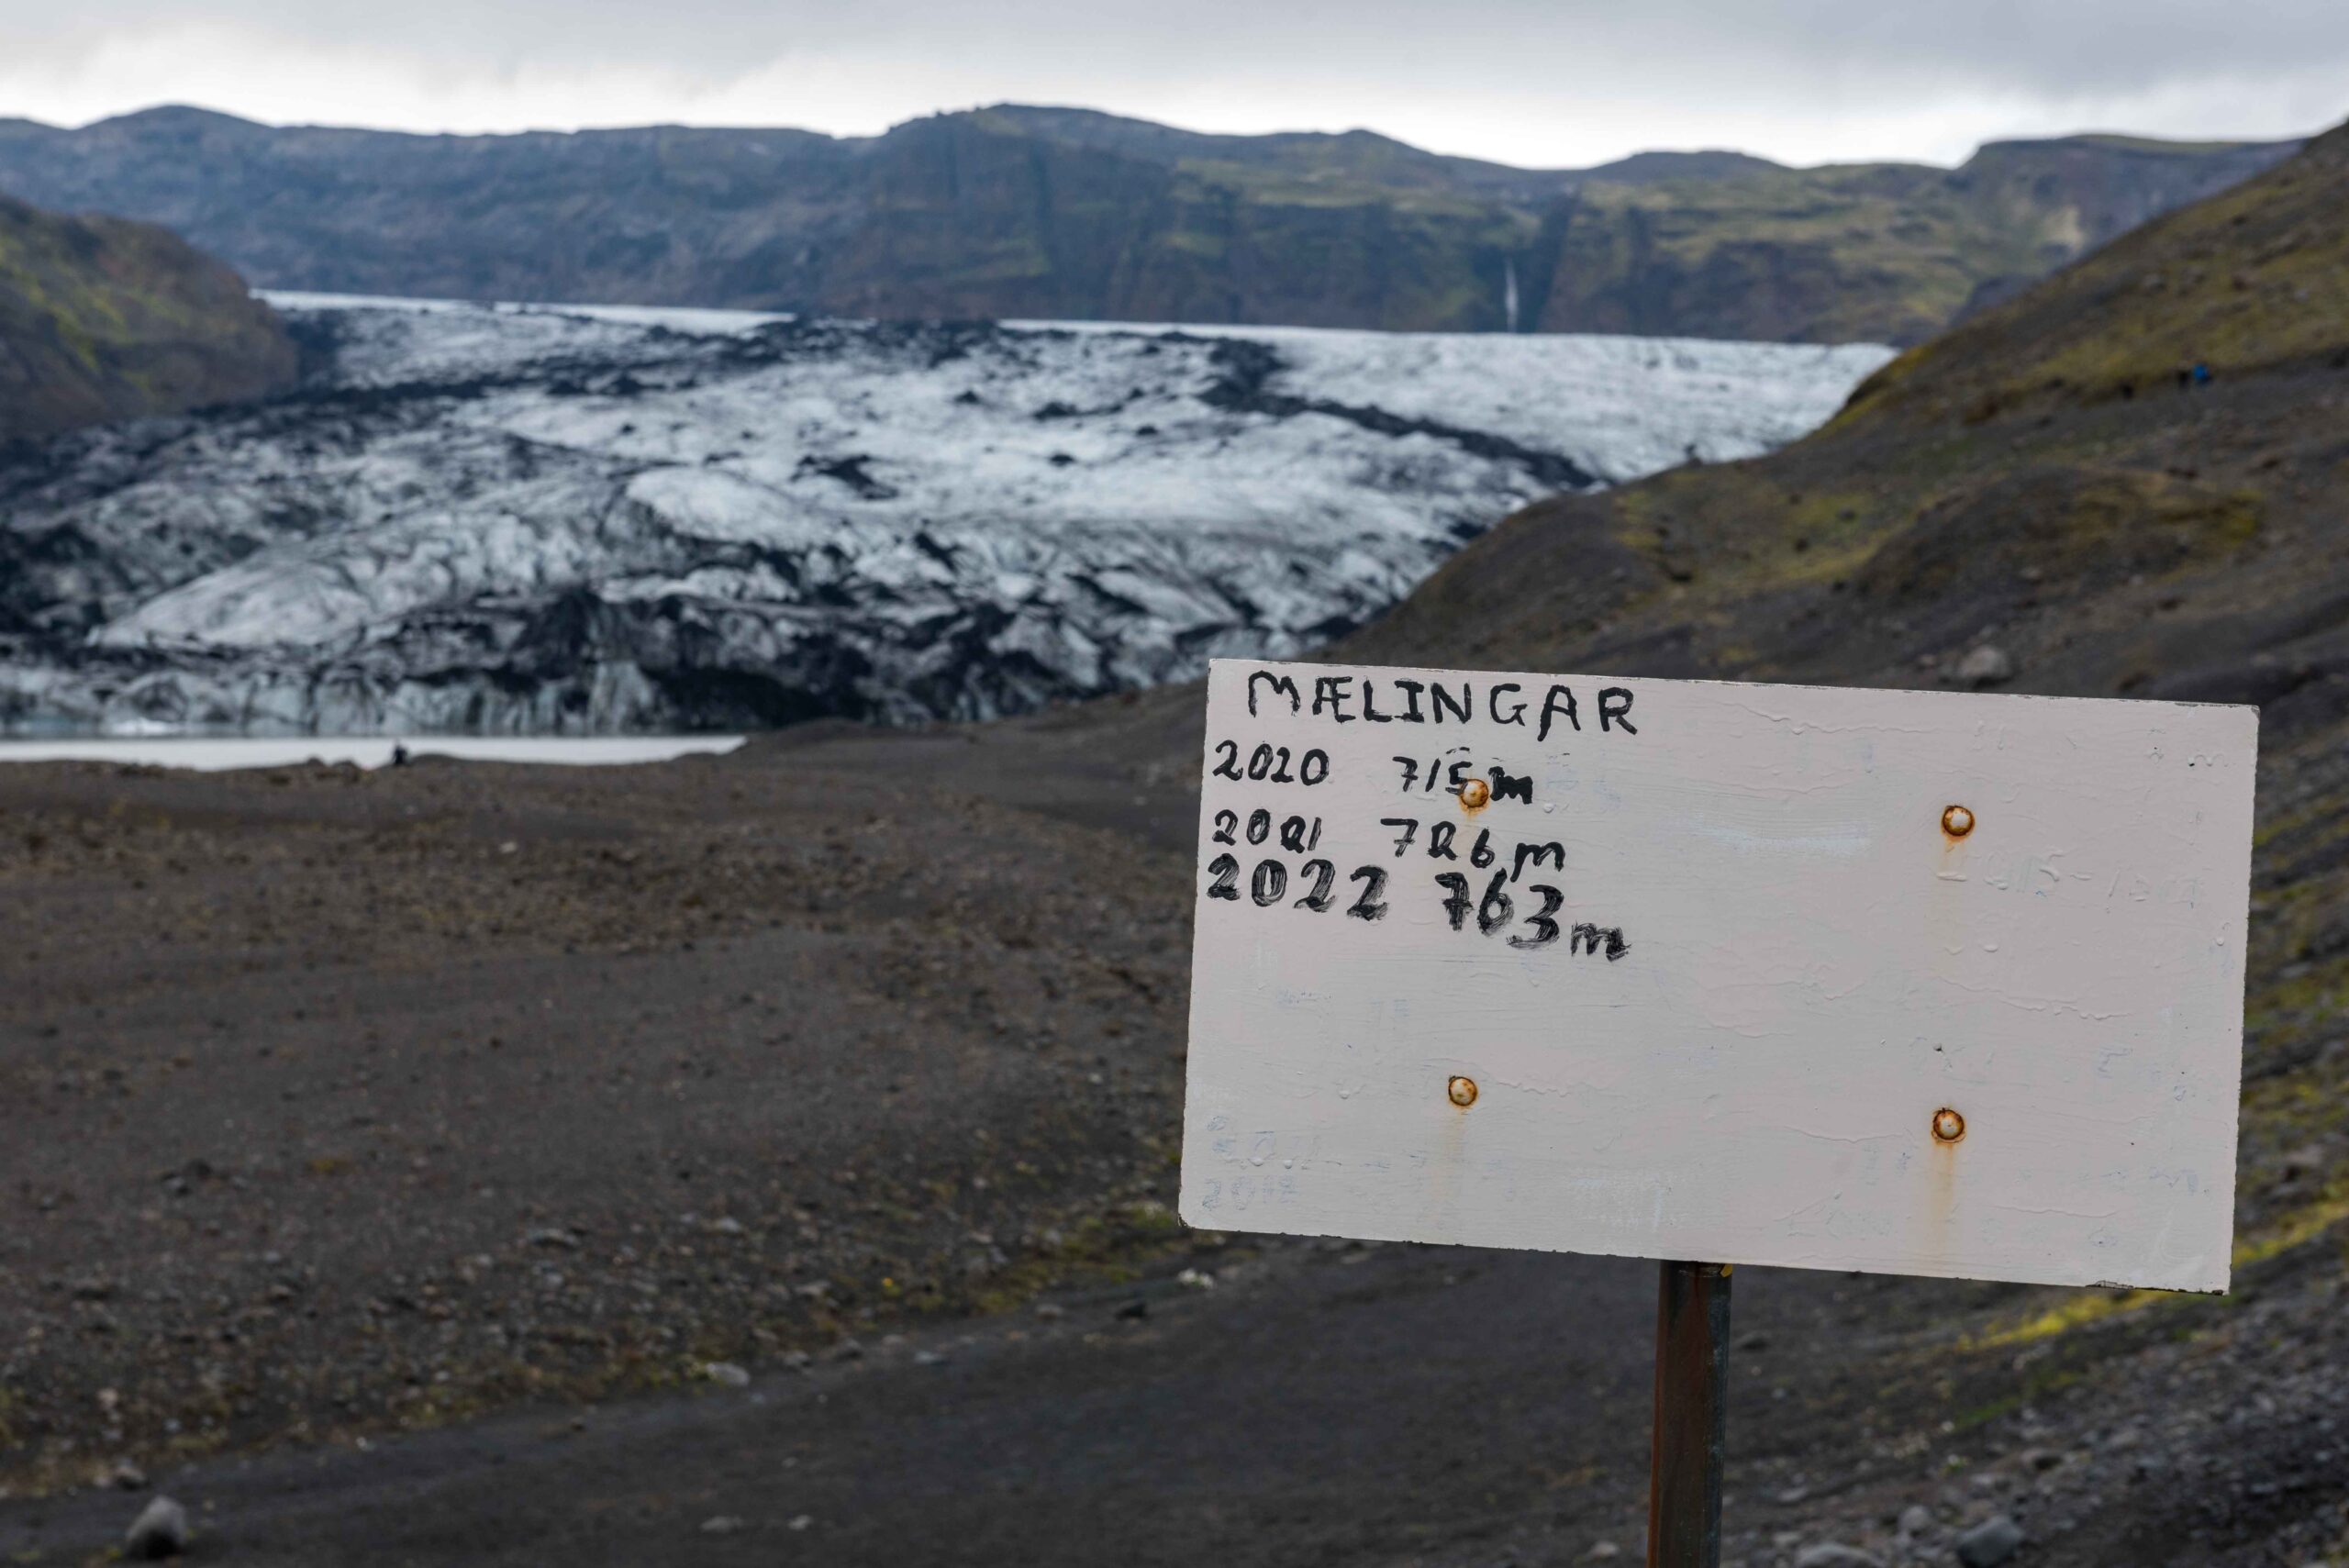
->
[0,295,1893,734]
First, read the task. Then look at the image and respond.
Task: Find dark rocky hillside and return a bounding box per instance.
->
[1338,136,2349,1560]
[0,105,2299,343]
[1346,122,2349,711]
[0,192,296,442]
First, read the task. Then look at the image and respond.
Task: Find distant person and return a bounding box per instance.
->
[391,743,410,767]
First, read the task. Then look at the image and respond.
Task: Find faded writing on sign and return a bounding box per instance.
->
[1179,658,2257,1293]
[1206,674,1640,956]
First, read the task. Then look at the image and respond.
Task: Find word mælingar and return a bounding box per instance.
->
[1247,670,1635,743]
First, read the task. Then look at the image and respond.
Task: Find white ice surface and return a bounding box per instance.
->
[0,736,744,769]
[3,297,1893,733]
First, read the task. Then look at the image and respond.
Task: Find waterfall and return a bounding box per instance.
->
[1504,258,1520,334]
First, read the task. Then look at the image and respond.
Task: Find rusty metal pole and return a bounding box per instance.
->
[1648,1260,1731,1568]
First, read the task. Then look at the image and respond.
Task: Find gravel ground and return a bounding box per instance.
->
[0,716,1200,1496]
[1,695,2344,1564]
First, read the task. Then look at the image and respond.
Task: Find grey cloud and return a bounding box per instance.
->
[1,0,2341,157]
[12,0,2349,90]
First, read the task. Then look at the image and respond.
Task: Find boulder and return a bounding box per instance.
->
[1956,1514,2025,1568]
[125,1496,190,1560]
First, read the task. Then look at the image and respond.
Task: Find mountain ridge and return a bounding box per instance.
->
[0,104,2300,344]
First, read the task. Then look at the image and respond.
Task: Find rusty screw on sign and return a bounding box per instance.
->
[1447,1075,1479,1108]
[1458,778,1491,810]
[1932,1106,1966,1144]
[1941,804,1976,839]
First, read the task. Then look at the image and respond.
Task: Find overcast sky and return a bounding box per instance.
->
[3,0,2342,167]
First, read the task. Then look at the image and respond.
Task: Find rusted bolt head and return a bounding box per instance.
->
[1458,778,1491,809]
[1446,1075,1479,1108]
[1941,804,1976,839]
[1932,1106,1966,1143]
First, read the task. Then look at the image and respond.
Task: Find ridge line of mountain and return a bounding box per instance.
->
[0,104,2304,346]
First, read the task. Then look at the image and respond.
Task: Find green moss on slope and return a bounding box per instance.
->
[1344,120,2349,1309]
[0,193,298,442]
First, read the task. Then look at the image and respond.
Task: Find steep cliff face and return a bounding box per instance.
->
[0,106,2299,344]
[1523,136,2304,345]
[0,192,297,441]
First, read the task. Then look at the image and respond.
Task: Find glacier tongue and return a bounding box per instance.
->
[0,298,1893,735]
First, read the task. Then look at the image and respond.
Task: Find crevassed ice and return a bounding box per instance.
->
[0,296,1893,736]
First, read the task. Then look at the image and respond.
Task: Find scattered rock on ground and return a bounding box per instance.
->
[125,1496,190,1559]
[1956,645,2017,686]
[1956,1514,2025,1568]
[1795,1543,1883,1568]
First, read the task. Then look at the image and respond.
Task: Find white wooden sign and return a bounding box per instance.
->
[1178,659,2257,1292]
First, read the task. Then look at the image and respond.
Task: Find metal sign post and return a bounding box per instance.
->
[1177,658,2257,1567]
[1650,1262,1731,1568]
